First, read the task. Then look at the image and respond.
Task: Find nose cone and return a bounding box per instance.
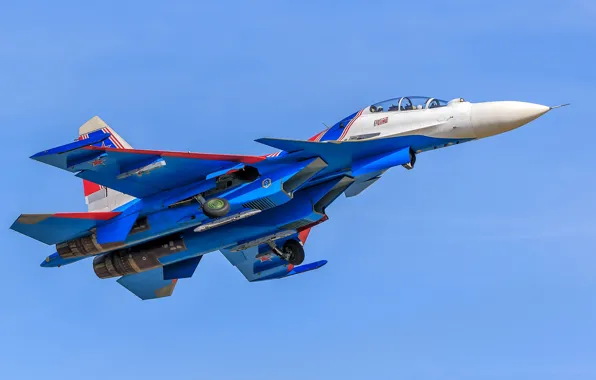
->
[471,101,550,138]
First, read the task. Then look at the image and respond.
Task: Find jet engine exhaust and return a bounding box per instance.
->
[56,217,150,259]
[56,235,122,259]
[93,236,187,279]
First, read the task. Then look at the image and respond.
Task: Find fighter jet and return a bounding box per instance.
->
[10,96,565,300]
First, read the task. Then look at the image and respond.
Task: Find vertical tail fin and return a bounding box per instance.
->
[78,116,135,211]
[78,116,132,149]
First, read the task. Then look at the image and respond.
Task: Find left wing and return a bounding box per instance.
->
[32,129,266,198]
[10,212,121,245]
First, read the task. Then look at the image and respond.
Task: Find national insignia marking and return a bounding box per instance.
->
[91,158,106,167]
[374,117,388,127]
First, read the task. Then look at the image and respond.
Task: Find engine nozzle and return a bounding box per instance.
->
[93,236,186,279]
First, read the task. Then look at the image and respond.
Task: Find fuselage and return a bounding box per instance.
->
[307,96,550,151]
[42,96,553,269]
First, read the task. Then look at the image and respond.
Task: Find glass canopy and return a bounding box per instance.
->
[369,96,448,113]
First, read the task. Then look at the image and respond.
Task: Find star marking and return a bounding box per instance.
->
[91,158,106,167]
[258,254,272,262]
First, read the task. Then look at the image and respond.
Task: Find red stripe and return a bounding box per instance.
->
[84,146,266,164]
[338,109,363,141]
[112,134,125,148]
[107,128,125,149]
[101,128,122,149]
[83,180,102,196]
[110,137,123,149]
[53,212,121,220]
[298,228,312,244]
[308,130,326,142]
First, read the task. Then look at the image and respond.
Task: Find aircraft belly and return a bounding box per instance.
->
[158,218,294,266]
[157,177,345,266]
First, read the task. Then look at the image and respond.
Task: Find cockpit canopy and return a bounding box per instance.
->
[369,96,448,113]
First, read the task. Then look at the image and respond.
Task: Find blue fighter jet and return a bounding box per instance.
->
[11,96,565,300]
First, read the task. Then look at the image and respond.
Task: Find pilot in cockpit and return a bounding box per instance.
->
[401,98,413,111]
[428,99,441,109]
[369,97,448,113]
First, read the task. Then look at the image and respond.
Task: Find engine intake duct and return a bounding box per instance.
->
[282,157,327,194]
[93,235,187,279]
[351,147,414,176]
[227,157,328,211]
[313,176,355,214]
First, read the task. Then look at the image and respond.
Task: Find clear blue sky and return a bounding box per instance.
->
[1,1,594,379]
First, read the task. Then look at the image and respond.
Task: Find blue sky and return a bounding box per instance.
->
[1,0,595,379]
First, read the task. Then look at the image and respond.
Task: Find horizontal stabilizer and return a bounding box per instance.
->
[10,212,120,245]
[117,267,178,300]
[32,131,111,158]
[163,256,202,280]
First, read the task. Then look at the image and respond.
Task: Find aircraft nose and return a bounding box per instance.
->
[471,101,550,138]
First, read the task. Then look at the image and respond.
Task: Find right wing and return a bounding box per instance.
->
[32,129,266,198]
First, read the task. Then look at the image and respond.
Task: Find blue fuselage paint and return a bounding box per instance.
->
[320,111,359,141]
[42,106,475,269]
